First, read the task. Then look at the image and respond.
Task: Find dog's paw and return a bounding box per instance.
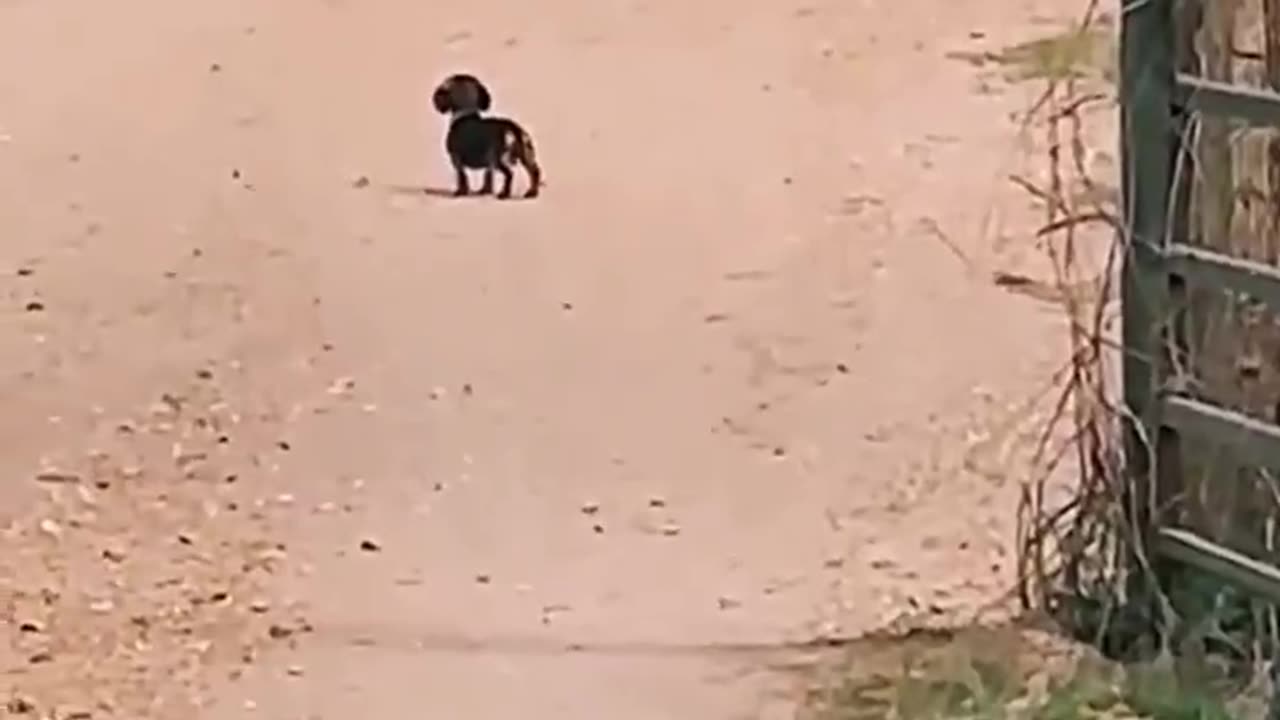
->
[452,187,469,197]
[523,189,539,199]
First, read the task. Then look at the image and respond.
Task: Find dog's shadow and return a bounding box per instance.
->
[385,184,537,202]
[387,184,455,198]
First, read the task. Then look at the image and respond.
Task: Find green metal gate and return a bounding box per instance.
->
[1121,0,1280,603]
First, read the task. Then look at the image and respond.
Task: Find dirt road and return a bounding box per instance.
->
[1,0,1091,716]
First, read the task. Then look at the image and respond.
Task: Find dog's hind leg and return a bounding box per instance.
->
[521,158,541,199]
[495,160,515,199]
[516,131,541,199]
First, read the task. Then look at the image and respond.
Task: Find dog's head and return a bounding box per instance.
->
[432,73,492,116]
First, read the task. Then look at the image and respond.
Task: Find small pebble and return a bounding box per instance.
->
[359,538,382,552]
[101,547,127,563]
[717,596,741,610]
[327,376,356,395]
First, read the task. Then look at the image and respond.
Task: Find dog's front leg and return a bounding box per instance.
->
[451,156,470,197]
[478,153,496,193]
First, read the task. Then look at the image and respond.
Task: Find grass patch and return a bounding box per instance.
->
[802,625,1256,719]
[994,27,1114,83]
[947,23,1116,84]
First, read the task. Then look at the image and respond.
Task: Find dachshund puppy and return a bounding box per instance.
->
[432,74,542,199]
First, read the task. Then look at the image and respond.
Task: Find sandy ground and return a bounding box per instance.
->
[0,0,1106,717]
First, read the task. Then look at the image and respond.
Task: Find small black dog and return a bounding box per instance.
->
[432,74,541,199]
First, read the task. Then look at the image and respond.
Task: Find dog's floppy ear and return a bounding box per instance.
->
[472,79,492,112]
[432,82,454,114]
